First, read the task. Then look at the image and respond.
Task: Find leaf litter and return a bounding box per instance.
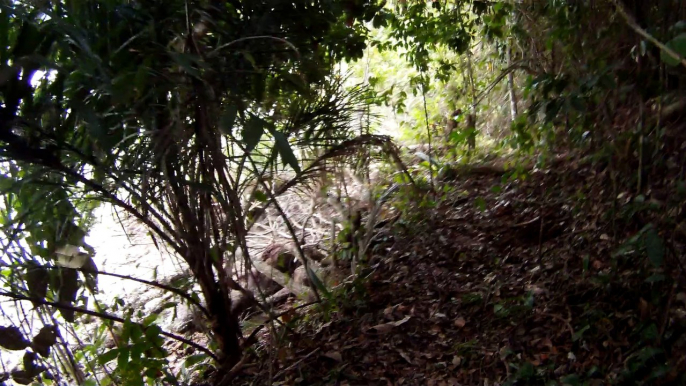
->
[235,155,686,385]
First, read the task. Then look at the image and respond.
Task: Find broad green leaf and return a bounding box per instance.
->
[307,266,331,300]
[0,8,9,62]
[643,226,664,267]
[184,353,209,367]
[661,33,686,66]
[572,325,590,341]
[98,348,120,365]
[645,274,665,283]
[169,52,202,78]
[474,197,486,212]
[130,342,144,362]
[642,323,659,342]
[253,190,268,202]
[242,115,265,151]
[11,21,43,58]
[142,314,158,327]
[129,324,143,342]
[219,105,238,135]
[117,347,130,369]
[272,131,301,173]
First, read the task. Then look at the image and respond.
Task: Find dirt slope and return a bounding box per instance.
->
[235,156,686,385]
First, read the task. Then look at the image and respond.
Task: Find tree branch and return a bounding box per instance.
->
[0,290,217,361]
[611,0,686,69]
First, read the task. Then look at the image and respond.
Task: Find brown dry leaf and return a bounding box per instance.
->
[454,317,466,328]
[323,351,342,362]
[383,306,395,318]
[398,350,413,364]
[369,323,395,334]
[277,347,288,362]
[639,298,650,320]
[391,315,411,326]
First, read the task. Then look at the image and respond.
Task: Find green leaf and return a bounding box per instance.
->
[661,33,686,66]
[130,342,144,362]
[129,324,143,343]
[184,353,209,367]
[117,347,130,369]
[643,226,664,267]
[142,314,158,327]
[272,131,300,173]
[169,52,202,78]
[11,20,43,58]
[242,115,265,151]
[560,374,581,386]
[645,274,665,283]
[474,197,486,212]
[642,323,660,342]
[253,190,268,202]
[306,266,331,300]
[0,8,9,62]
[98,348,119,365]
[572,325,590,342]
[219,105,238,135]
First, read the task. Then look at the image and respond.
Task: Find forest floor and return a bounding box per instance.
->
[235,154,686,385]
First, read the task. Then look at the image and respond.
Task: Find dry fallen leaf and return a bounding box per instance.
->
[369,315,411,333]
[391,315,411,326]
[398,350,413,364]
[323,351,342,362]
[639,298,650,320]
[369,323,395,334]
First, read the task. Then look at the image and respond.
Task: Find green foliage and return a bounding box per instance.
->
[0,0,386,383]
[96,319,170,385]
[661,33,686,67]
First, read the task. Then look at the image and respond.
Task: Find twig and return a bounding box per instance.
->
[272,348,321,380]
[536,310,575,340]
[611,0,686,69]
[216,351,252,386]
[658,281,678,344]
[0,290,218,361]
[12,263,209,318]
[241,301,319,349]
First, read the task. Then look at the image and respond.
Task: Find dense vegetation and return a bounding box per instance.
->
[1,0,685,385]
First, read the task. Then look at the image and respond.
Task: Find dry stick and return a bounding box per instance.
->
[17,264,209,318]
[658,281,678,344]
[420,75,436,196]
[272,347,321,381]
[611,0,686,69]
[536,310,575,340]
[0,291,218,361]
[241,301,319,350]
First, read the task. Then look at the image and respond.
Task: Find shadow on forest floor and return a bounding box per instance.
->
[234,154,686,385]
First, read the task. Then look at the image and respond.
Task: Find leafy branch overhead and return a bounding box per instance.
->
[0,0,386,383]
[1,0,686,385]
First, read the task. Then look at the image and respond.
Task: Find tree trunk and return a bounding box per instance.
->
[506,39,518,122]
